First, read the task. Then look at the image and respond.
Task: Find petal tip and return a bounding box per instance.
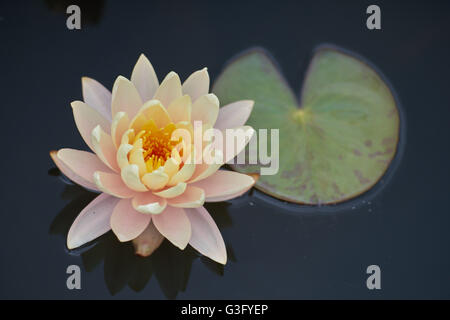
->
[81,76,93,83]
[136,203,165,215]
[112,75,130,91]
[165,71,181,82]
[91,124,102,142]
[247,173,259,184]
[66,237,80,250]
[216,254,227,265]
[116,234,130,242]
[92,171,102,189]
[110,226,131,242]
[70,100,81,109]
[138,53,148,60]
[116,75,128,82]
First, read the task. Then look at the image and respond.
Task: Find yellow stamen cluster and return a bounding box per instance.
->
[133,120,181,172]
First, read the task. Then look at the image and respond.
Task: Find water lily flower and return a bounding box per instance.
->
[50,54,256,264]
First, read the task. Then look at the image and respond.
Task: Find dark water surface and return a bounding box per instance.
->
[1,0,449,299]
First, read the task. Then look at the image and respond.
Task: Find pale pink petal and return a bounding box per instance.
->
[111,112,129,149]
[153,71,182,108]
[50,151,99,191]
[93,171,136,198]
[167,95,191,123]
[71,101,111,152]
[189,163,222,183]
[132,192,167,214]
[152,206,191,249]
[167,186,205,208]
[185,206,227,264]
[111,76,143,119]
[57,148,112,185]
[132,221,164,257]
[191,170,255,202]
[111,198,151,242]
[153,182,187,198]
[214,100,254,131]
[222,126,255,163]
[91,125,120,172]
[191,94,219,126]
[182,68,209,102]
[81,77,112,122]
[67,193,119,249]
[131,54,159,102]
[188,146,224,183]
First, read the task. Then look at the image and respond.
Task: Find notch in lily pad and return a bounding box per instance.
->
[213,46,400,205]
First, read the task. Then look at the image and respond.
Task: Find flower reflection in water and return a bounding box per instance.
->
[49,174,235,298]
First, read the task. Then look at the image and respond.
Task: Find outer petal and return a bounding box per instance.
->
[191,170,255,202]
[153,182,187,198]
[111,76,143,119]
[214,100,254,131]
[57,148,112,184]
[167,186,205,208]
[91,125,120,172]
[182,68,209,102]
[153,71,182,108]
[120,164,148,192]
[111,111,129,149]
[81,77,112,122]
[132,221,165,257]
[152,206,191,249]
[50,151,99,191]
[110,198,151,242]
[222,126,255,163]
[166,95,191,123]
[189,147,224,183]
[191,94,219,126]
[67,193,119,249]
[93,171,136,198]
[132,192,167,214]
[71,101,111,152]
[185,206,227,264]
[131,54,159,102]
[190,163,222,183]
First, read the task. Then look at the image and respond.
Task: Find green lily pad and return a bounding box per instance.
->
[213,47,400,205]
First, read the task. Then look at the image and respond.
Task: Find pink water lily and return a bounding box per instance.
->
[50,54,255,264]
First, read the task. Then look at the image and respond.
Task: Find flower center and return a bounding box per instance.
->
[133,120,181,171]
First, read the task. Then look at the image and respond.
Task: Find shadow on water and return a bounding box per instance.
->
[49,174,234,298]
